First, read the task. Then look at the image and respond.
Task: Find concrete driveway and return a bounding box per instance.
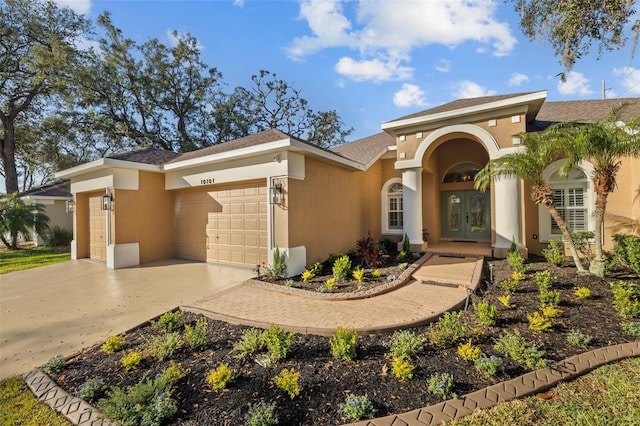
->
[0,259,252,379]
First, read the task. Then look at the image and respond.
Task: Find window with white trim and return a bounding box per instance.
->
[539,163,593,242]
[382,178,403,235]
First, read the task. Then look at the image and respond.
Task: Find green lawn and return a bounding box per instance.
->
[0,247,70,274]
[450,357,640,426]
[0,376,71,426]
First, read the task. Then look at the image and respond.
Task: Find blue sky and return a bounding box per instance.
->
[51,0,640,142]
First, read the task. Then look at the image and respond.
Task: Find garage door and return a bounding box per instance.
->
[174,182,268,268]
[88,194,107,260]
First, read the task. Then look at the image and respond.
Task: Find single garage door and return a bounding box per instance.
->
[174,182,268,268]
[88,193,107,260]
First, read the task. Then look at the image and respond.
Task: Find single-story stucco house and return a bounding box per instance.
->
[55,90,640,274]
[19,180,73,246]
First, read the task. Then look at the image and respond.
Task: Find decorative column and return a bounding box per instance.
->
[493,176,523,257]
[402,167,427,251]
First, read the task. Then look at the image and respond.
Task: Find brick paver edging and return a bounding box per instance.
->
[247,253,434,300]
[22,342,638,426]
[346,341,640,426]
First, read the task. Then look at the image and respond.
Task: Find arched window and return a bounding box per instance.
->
[443,162,482,183]
[539,161,594,241]
[381,178,403,235]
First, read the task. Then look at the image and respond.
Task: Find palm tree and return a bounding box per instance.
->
[559,112,640,277]
[474,125,587,273]
[0,193,49,249]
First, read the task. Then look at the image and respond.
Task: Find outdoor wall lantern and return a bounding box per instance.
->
[101,193,112,211]
[269,182,284,205]
[66,199,75,213]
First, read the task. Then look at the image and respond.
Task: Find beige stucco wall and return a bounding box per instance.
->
[113,171,174,264]
[287,157,382,264]
[605,156,640,241]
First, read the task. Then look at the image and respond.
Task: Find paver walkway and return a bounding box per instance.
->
[185,254,484,336]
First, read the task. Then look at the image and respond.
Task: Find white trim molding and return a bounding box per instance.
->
[381,177,404,236]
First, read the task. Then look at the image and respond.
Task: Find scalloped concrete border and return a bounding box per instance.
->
[23,342,639,426]
[248,253,433,300]
[346,341,640,426]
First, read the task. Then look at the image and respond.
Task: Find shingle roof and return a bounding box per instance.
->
[19,180,71,198]
[536,98,640,125]
[108,147,181,165]
[169,129,296,163]
[331,132,395,165]
[385,92,539,123]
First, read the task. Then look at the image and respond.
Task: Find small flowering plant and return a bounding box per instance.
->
[244,401,278,426]
[339,394,376,421]
[427,372,457,400]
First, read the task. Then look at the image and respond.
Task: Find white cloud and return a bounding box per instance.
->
[288,0,516,82]
[508,72,529,87]
[53,0,91,14]
[393,84,428,107]
[435,59,451,73]
[612,66,640,95]
[233,0,245,6]
[166,30,205,50]
[335,57,413,82]
[454,80,496,99]
[557,71,593,96]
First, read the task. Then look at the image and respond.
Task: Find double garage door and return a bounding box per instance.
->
[174,182,268,268]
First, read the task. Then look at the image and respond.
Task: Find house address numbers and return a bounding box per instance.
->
[199,178,215,185]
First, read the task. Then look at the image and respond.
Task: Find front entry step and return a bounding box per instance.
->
[412,254,484,289]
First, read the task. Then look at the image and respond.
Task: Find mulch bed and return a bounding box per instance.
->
[49,256,638,425]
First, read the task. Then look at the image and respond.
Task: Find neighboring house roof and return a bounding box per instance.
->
[108,146,181,165]
[19,180,71,199]
[536,98,640,125]
[331,132,395,166]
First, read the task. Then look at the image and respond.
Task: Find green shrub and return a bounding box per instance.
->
[535,270,554,290]
[428,311,466,347]
[527,311,553,332]
[77,378,107,401]
[473,299,497,327]
[244,402,278,426]
[474,355,505,378]
[273,368,301,399]
[301,269,314,282]
[266,247,287,279]
[538,289,561,305]
[332,255,352,279]
[384,330,426,360]
[146,332,183,361]
[121,351,144,371]
[572,231,594,264]
[456,340,482,362]
[184,317,208,349]
[339,394,376,421]
[402,233,411,254]
[207,363,233,391]
[493,330,548,370]
[540,304,562,318]
[371,269,382,278]
[325,277,338,290]
[98,374,177,426]
[264,324,294,362]
[500,279,519,293]
[101,335,126,354]
[398,262,409,271]
[612,234,640,277]
[152,311,184,332]
[622,321,640,337]
[42,355,65,375]
[542,239,565,266]
[567,329,592,348]
[158,362,186,386]
[352,267,365,282]
[574,287,592,299]
[45,225,72,247]
[234,328,266,358]
[497,294,515,309]
[308,262,323,276]
[391,356,414,381]
[507,250,529,274]
[330,327,358,361]
[427,372,456,400]
[611,280,640,317]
